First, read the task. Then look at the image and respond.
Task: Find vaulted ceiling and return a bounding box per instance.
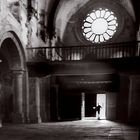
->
[46,0,140,44]
[43,0,140,91]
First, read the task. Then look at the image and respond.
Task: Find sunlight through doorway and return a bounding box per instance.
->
[96,94,106,119]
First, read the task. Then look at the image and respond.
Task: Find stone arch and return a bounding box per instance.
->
[0,31,26,71]
[54,0,136,44]
[0,31,26,123]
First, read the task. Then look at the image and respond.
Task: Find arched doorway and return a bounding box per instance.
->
[0,31,26,123]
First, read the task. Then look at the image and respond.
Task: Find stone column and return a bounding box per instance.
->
[0,83,2,127]
[128,75,140,122]
[81,92,85,120]
[35,78,42,123]
[12,70,24,123]
[55,85,60,121]
[25,69,30,123]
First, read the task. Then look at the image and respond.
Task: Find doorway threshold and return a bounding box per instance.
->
[83,117,106,120]
[83,117,97,120]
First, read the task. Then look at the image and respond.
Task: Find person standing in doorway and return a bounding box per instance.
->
[96,103,102,120]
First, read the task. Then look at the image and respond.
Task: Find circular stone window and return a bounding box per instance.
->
[82,8,118,43]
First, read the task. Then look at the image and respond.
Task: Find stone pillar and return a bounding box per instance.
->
[0,83,2,127]
[81,92,85,120]
[12,70,24,123]
[35,78,42,123]
[128,75,140,122]
[25,69,30,123]
[117,74,129,122]
[55,85,60,121]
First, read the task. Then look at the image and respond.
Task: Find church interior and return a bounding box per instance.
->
[0,0,140,137]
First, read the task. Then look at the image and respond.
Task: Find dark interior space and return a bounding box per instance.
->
[58,92,81,121]
[0,55,13,123]
[85,93,96,117]
[50,85,58,121]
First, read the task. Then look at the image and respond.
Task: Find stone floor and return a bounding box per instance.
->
[0,119,139,140]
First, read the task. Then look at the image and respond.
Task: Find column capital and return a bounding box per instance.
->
[12,69,25,77]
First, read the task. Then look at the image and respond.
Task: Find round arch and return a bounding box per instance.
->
[0,31,26,123]
[0,31,26,71]
[54,0,136,45]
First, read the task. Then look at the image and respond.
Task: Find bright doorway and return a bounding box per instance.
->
[96,94,106,119]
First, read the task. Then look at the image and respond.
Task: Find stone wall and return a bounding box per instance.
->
[128,76,140,123]
[106,92,117,120]
[29,78,38,123]
[40,76,51,122]
[117,74,130,122]
[117,74,140,123]
[29,76,51,123]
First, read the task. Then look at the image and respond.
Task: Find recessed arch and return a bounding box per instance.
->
[0,31,26,123]
[0,31,26,71]
[54,0,135,44]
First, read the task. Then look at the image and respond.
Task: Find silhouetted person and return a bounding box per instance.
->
[96,103,102,120]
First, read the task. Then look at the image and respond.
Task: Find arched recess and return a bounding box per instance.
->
[54,0,136,45]
[0,31,25,70]
[0,31,26,123]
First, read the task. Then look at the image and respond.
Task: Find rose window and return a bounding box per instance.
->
[82,8,118,43]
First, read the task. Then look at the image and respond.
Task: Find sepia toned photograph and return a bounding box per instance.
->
[0,0,139,139]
